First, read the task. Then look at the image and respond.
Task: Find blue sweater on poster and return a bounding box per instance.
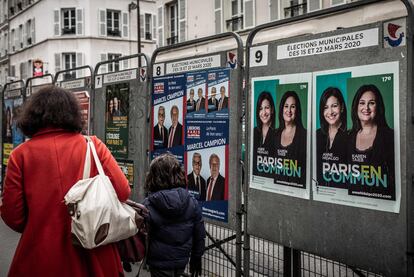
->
[143,187,205,270]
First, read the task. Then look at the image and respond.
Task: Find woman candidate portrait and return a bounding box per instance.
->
[316,87,348,188]
[348,84,395,199]
[274,90,306,186]
[252,91,277,176]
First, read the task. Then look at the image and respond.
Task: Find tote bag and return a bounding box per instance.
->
[64,136,138,249]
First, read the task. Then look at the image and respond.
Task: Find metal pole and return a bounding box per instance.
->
[137,0,141,67]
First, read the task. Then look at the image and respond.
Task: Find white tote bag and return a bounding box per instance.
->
[64,136,138,249]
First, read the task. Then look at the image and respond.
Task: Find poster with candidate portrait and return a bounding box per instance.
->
[151,74,186,163]
[105,83,129,159]
[250,73,311,199]
[313,61,400,213]
[207,69,230,118]
[186,72,207,118]
[185,68,230,222]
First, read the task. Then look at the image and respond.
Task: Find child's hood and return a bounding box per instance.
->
[148,187,191,217]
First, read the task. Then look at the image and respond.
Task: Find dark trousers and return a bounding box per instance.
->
[149,267,185,277]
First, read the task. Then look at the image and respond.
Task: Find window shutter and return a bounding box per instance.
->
[309,0,322,12]
[31,18,35,43]
[178,0,186,42]
[157,6,163,47]
[122,12,129,38]
[214,0,222,34]
[152,14,156,39]
[269,0,279,21]
[140,14,144,39]
[98,9,106,36]
[55,53,61,73]
[54,9,60,36]
[76,52,84,67]
[122,59,129,70]
[76,8,84,35]
[243,0,255,29]
[22,23,27,48]
[100,53,107,74]
[14,29,18,50]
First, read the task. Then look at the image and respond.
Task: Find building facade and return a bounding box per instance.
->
[0,0,372,84]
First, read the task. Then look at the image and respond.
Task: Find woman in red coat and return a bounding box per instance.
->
[1,86,130,276]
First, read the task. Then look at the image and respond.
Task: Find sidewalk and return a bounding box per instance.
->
[0,218,150,277]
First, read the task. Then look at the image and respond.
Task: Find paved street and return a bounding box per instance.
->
[0,219,150,277]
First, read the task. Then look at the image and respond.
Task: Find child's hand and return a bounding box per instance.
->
[190,256,202,276]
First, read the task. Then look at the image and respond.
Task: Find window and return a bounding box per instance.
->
[227,0,243,31]
[63,53,76,79]
[107,10,121,36]
[62,8,76,34]
[26,19,32,44]
[167,2,178,45]
[145,14,152,40]
[108,53,121,72]
[11,29,15,51]
[282,0,307,19]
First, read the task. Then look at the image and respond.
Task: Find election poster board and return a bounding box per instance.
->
[250,73,311,199]
[313,61,400,213]
[2,87,24,168]
[151,68,230,222]
[105,82,130,159]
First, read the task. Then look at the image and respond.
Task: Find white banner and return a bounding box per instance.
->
[103,69,137,84]
[166,55,221,74]
[277,28,379,60]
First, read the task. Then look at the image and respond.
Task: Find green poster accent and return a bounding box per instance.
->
[253,79,279,128]
[315,72,351,129]
[347,74,394,129]
[275,83,308,129]
[105,83,130,159]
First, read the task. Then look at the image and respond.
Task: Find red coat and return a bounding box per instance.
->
[1,129,130,277]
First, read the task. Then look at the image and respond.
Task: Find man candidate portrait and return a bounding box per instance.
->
[195,88,205,112]
[167,105,183,147]
[187,152,206,200]
[187,88,196,113]
[208,87,219,113]
[153,105,168,149]
[218,86,229,111]
[206,153,225,201]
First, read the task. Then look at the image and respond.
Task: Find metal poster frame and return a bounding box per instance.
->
[150,32,244,275]
[244,0,414,276]
[53,66,94,135]
[93,53,150,202]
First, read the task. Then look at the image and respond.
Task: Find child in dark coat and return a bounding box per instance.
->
[144,153,206,277]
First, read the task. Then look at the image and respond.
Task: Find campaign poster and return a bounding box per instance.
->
[206,69,230,118]
[151,74,185,163]
[186,72,207,118]
[73,90,90,135]
[185,68,230,222]
[250,73,311,199]
[2,89,24,168]
[117,160,134,186]
[313,61,400,213]
[105,83,129,159]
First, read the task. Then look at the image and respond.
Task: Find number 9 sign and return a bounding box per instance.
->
[250,45,268,68]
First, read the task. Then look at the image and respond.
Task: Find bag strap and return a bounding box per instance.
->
[85,136,105,176]
[82,137,91,179]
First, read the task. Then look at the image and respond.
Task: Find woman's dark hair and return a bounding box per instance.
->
[145,153,186,193]
[256,91,275,130]
[17,85,82,137]
[351,84,389,133]
[278,90,304,130]
[319,87,347,134]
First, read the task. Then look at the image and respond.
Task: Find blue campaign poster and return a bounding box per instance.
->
[151,74,186,163]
